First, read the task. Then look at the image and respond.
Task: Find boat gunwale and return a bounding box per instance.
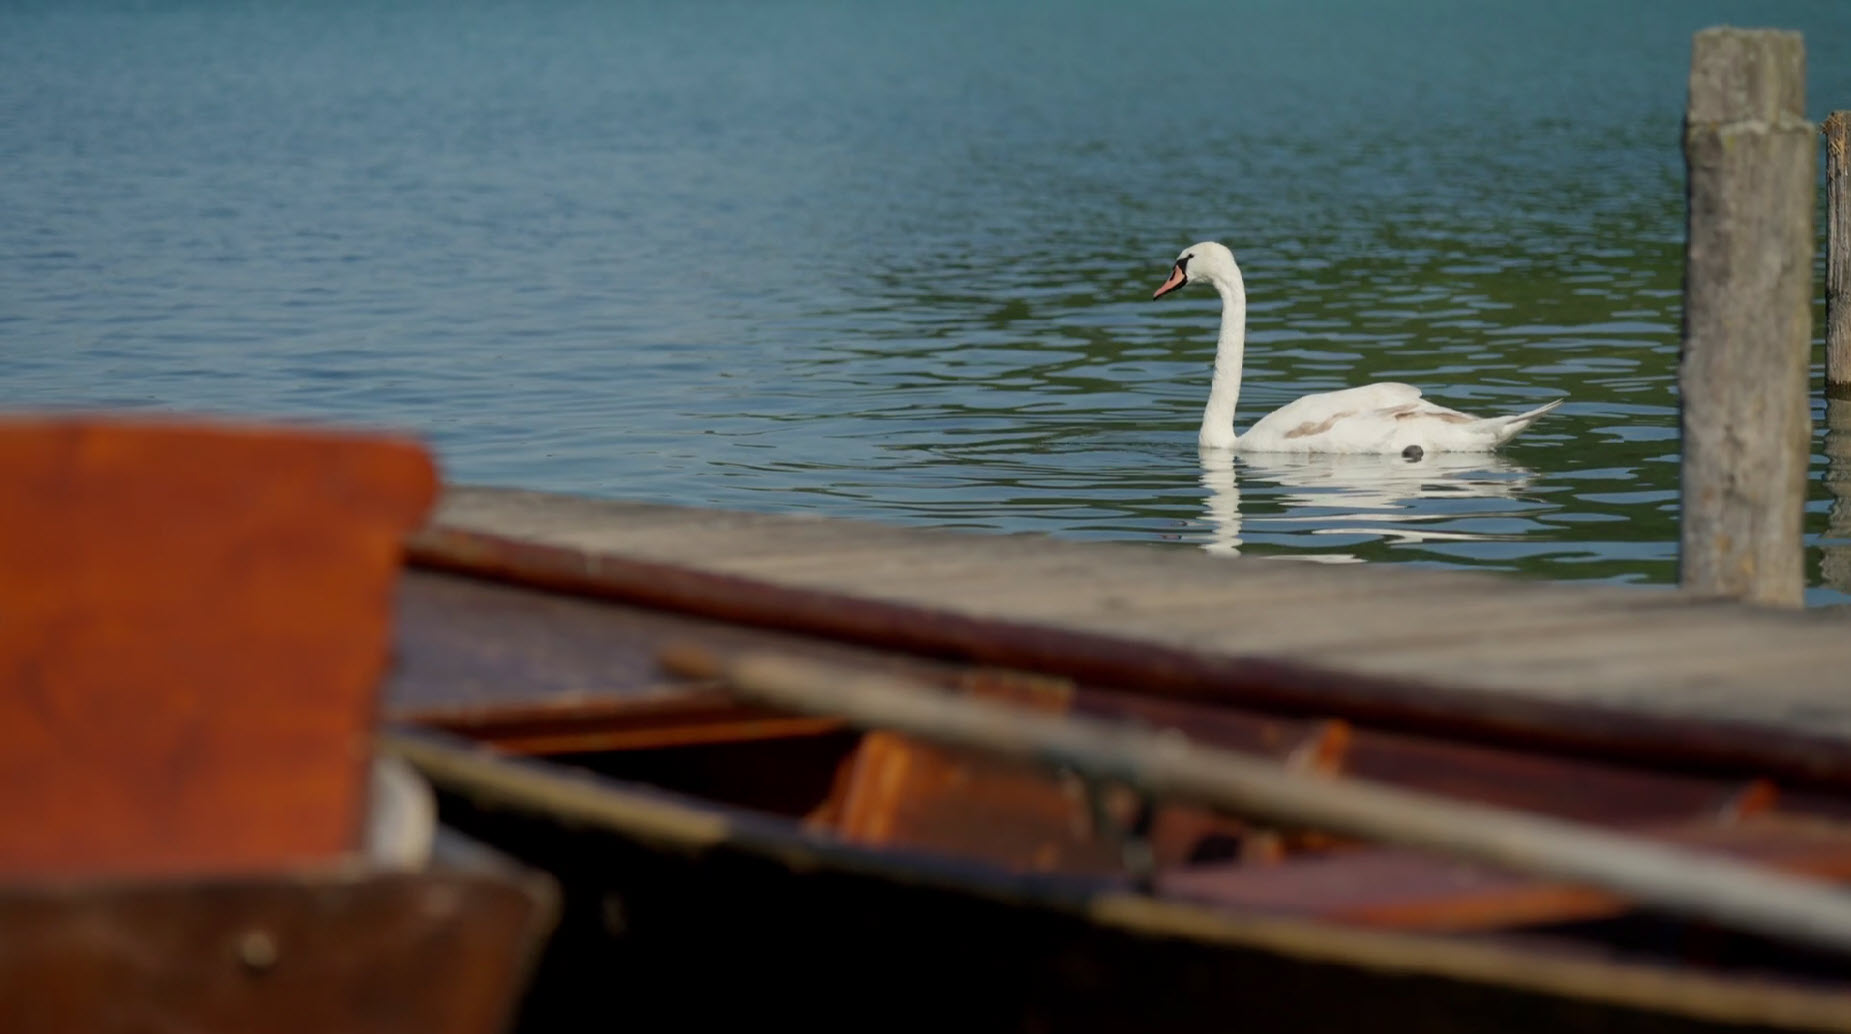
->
[387,728,1851,1034]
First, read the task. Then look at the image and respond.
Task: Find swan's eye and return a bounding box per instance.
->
[1177,255,1192,275]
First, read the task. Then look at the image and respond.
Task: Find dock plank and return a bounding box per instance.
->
[1075,596,1734,657]
[415,487,1851,754]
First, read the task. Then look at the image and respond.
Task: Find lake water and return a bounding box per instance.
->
[9,1,1851,603]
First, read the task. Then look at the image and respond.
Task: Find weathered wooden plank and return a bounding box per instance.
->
[427,489,1694,621]
[390,569,952,715]
[429,487,1477,603]
[1055,590,1735,662]
[717,548,1144,596]
[1069,567,1546,617]
[1679,28,1814,605]
[1308,605,1848,677]
[426,488,923,558]
[719,556,1492,622]
[391,567,1790,832]
[683,552,1734,664]
[1302,635,1851,731]
[428,487,1692,618]
[429,488,786,541]
[430,489,1682,634]
[415,487,1851,766]
[559,518,936,566]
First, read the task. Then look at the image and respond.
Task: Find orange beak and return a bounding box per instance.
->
[1152,264,1187,299]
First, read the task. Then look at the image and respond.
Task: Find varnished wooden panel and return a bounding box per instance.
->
[0,418,435,878]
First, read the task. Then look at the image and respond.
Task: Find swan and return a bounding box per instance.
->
[1152,241,1564,455]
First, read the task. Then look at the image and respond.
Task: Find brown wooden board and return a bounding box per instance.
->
[389,571,1807,837]
[1159,817,1851,933]
[407,487,1851,791]
[825,675,1341,874]
[0,866,554,1034]
[390,569,926,748]
[0,417,435,878]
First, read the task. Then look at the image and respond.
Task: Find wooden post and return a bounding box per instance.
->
[1824,397,1851,594]
[1679,29,1814,607]
[1828,112,1851,396]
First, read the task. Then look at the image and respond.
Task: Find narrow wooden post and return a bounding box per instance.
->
[1827,112,1851,396]
[1679,29,1814,607]
[1822,398,1851,593]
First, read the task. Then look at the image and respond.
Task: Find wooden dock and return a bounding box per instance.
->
[402,486,1851,783]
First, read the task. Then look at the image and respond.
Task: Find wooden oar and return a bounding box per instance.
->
[661,645,1851,958]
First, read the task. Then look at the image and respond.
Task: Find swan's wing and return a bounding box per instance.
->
[1241,385,1555,454]
[1311,382,1425,411]
[1244,383,1424,441]
[1240,383,1548,453]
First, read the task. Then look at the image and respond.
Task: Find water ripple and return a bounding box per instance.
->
[6,0,1851,603]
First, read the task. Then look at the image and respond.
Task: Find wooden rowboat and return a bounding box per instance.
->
[17,414,1851,1032]
[386,486,1851,1034]
[0,420,555,1034]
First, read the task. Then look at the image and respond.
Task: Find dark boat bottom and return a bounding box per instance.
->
[435,785,1799,1034]
[548,733,862,821]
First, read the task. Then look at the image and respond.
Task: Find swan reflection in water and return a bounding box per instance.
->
[1195,448,1541,559]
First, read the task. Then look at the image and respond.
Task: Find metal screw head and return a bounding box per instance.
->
[236,929,279,973]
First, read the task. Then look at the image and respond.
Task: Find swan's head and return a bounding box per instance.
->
[1152,241,1238,299]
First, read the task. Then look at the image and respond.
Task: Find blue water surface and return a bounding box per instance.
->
[7,0,1851,602]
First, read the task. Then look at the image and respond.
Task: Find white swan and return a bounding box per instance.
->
[1153,241,1564,455]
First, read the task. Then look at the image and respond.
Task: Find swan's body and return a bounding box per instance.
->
[1153,242,1563,454]
[1235,381,1560,454]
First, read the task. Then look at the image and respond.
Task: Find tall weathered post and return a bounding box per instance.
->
[1679,29,1813,607]
[1827,111,1851,395]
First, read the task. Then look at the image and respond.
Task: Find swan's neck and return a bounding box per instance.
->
[1198,276,1247,451]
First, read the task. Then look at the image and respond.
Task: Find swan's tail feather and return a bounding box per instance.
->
[1487,398,1565,445]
